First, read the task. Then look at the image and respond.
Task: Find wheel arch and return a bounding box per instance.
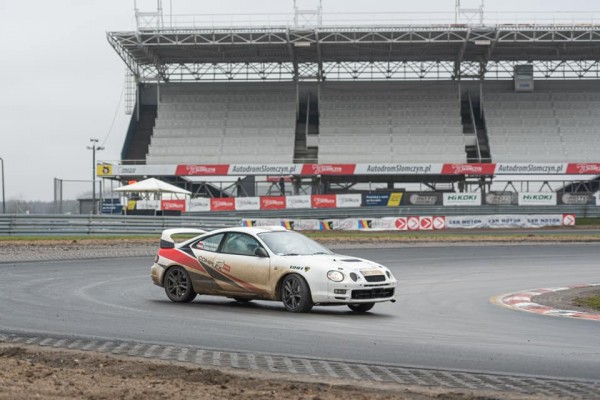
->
[275,272,312,301]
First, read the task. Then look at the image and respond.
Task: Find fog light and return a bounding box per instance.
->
[350,272,358,282]
[334,289,346,295]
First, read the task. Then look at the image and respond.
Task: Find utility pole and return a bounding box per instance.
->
[87,139,104,214]
[0,157,5,214]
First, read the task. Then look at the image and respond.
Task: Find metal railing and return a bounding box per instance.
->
[1,206,598,236]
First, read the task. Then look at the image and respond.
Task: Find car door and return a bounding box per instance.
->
[213,232,271,296]
[189,233,226,294]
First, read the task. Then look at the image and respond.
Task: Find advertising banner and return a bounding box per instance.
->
[354,164,443,175]
[403,192,443,206]
[136,199,160,210]
[518,193,557,206]
[336,194,362,208]
[446,214,568,229]
[485,192,518,205]
[161,200,186,212]
[235,197,260,211]
[175,164,230,176]
[311,194,337,208]
[189,198,210,212]
[443,193,482,206]
[228,164,301,176]
[210,198,235,211]
[566,163,600,175]
[558,193,596,206]
[101,199,122,214]
[286,195,311,209]
[441,163,497,175]
[260,196,286,210]
[364,193,390,207]
[301,164,356,175]
[496,163,567,175]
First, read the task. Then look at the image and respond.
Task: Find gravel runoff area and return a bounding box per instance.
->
[0,235,598,399]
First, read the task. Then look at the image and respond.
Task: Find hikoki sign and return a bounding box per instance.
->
[96,162,600,177]
[242,214,575,231]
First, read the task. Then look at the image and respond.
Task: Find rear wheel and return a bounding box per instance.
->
[281,274,313,313]
[348,303,375,313]
[164,266,197,303]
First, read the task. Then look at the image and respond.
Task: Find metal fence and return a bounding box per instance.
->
[0,206,598,236]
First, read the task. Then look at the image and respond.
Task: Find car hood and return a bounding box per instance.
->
[278,254,386,273]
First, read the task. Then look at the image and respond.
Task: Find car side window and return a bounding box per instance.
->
[194,233,224,253]
[220,233,261,256]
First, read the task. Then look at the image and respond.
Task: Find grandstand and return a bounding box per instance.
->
[104,8,600,199]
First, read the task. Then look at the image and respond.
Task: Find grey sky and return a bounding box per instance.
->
[0,0,598,201]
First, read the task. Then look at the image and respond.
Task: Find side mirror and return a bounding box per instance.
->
[255,247,269,258]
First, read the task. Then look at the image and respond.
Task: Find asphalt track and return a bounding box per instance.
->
[1,245,599,382]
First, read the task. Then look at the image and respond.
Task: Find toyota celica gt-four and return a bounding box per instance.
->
[151,226,397,313]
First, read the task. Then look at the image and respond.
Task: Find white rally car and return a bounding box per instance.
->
[151,226,397,313]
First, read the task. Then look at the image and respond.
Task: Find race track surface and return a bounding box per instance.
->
[1,244,599,382]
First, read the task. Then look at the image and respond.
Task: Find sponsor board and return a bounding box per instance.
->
[113,165,177,177]
[161,200,186,212]
[189,198,211,212]
[97,164,113,177]
[311,194,337,208]
[566,163,600,175]
[407,216,420,231]
[446,215,567,229]
[136,199,160,210]
[210,198,235,211]
[101,199,122,214]
[301,164,356,175]
[441,163,496,175]
[354,164,443,175]
[260,196,286,210]
[419,216,433,230]
[485,192,517,205]
[286,195,311,209]
[495,163,567,175]
[395,218,407,230]
[235,197,260,211]
[229,164,301,175]
[558,193,595,206]
[364,193,390,207]
[518,193,557,206]
[403,192,442,206]
[432,216,446,230]
[175,164,230,176]
[336,194,362,208]
[443,193,482,206]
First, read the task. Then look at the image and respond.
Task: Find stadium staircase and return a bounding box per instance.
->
[121,105,157,163]
[461,92,491,163]
[294,91,319,163]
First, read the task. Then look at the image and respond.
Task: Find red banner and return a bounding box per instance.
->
[441,163,497,175]
[175,164,230,176]
[311,194,337,208]
[161,200,186,212]
[210,198,235,211]
[301,164,356,175]
[260,196,286,210]
[566,163,600,175]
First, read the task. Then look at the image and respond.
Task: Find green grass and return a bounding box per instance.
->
[574,217,600,226]
[573,295,600,310]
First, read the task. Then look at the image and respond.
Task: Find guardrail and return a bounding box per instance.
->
[0,206,598,236]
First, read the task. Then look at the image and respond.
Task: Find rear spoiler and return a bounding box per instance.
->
[160,228,207,249]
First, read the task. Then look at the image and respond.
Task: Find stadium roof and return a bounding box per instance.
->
[107,25,600,82]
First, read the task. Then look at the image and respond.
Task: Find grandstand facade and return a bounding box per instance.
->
[101,12,600,211]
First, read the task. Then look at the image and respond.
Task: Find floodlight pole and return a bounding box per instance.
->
[87,139,104,215]
[0,157,5,214]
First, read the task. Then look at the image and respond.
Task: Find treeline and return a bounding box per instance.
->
[0,200,79,214]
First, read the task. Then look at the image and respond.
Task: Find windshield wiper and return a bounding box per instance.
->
[311,252,331,255]
[281,253,301,256]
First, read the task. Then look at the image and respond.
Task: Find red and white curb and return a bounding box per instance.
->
[491,284,600,321]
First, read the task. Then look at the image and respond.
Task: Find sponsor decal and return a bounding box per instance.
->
[395,218,407,230]
[311,195,337,208]
[210,198,235,211]
[566,163,600,175]
[496,163,567,175]
[562,214,576,226]
[443,193,482,206]
[290,265,304,271]
[518,193,557,206]
[161,200,186,211]
[301,164,356,175]
[432,216,446,230]
[419,216,433,230]
[175,164,230,176]
[260,196,286,210]
[560,193,593,206]
[229,164,300,175]
[214,261,231,273]
[407,216,420,231]
[234,197,260,211]
[442,163,496,175]
[286,195,311,209]
[336,194,362,208]
[96,164,113,176]
[361,269,383,276]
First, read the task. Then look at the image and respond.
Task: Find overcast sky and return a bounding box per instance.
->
[0,0,598,202]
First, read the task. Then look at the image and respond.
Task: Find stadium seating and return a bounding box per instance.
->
[484,81,600,162]
[318,82,466,163]
[147,83,297,164]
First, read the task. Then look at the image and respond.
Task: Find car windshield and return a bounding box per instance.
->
[258,231,333,256]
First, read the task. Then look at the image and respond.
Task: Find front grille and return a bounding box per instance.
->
[351,288,394,300]
[363,275,386,283]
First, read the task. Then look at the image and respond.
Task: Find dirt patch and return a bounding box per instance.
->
[532,286,600,315]
[0,344,542,400]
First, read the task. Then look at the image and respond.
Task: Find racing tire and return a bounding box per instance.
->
[233,297,252,303]
[164,266,197,303]
[281,274,313,313]
[348,303,375,313]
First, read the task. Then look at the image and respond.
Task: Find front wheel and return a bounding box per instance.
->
[348,303,375,313]
[281,274,313,313]
[164,266,197,303]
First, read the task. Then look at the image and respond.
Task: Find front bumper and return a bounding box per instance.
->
[150,263,166,287]
[313,279,397,304]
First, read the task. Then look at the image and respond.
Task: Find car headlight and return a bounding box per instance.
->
[327,270,344,282]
